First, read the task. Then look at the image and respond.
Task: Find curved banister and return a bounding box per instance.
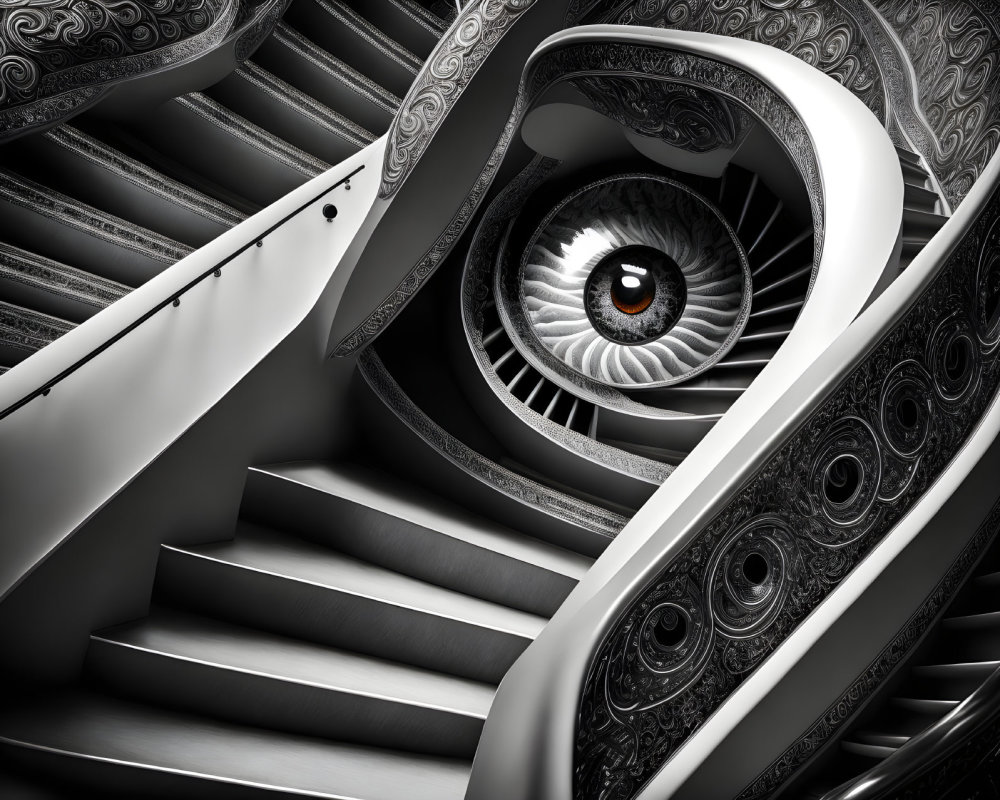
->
[819,664,1000,800]
[462,25,1000,800]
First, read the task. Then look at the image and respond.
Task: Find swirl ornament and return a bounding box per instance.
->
[516,175,751,388]
[0,0,288,139]
[576,175,1000,800]
[801,416,883,546]
[605,577,715,712]
[379,0,539,199]
[928,311,982,406]
[573,74,754,153]
[708,517,797,639]
[879,360,934,459]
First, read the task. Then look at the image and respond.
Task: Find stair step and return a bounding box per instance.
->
[138,93,327,208]
[0,302,75,364]
[255,23,399,134]
[154,523,544,683]
[0,690,470,800]
[241,461,591,616]
[286,0,421,97]
[910,661,999,700]
[903,182,940,213]
[0,170,190,287]
[208,61,374,166]
[36,125,244,248]
[88,606,493,758]
[850,732,910,748]
[340,0,443,58]
[895,145,922,164]
[841,740,897,760]
[900,158,929,186]
[902,208,948,241]
[0,241,127,324]
[0,301,76,365]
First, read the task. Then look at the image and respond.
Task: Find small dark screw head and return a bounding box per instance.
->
[41,388,50,397]
[256,240,263,248]
[214,269,222,277]
[344,182,352,191]
[323,204,338,221]
[173,298,181,307]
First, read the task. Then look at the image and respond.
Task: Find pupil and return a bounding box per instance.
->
[584,245,687,345]
[611,267,655,314]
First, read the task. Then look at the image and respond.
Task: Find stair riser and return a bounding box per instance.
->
[254,36,396,135]
[902,209,948,241]
[288,0,418,97]
[86,641,484,758]
[241,472,576,616]
[355,0,442,58]
[154,550,531,683]
[140,100,320,209]
[0,743,301,800]
[208,71,366,166]
[0,200,172,288]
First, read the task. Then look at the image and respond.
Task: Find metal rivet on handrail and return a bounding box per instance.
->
[41,388,50,397]
[256,240,263,247]
[173,298,180,307]
[323,204,338,221]
[214,269,222,277]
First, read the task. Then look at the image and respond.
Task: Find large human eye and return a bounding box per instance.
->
[519,173,750,387]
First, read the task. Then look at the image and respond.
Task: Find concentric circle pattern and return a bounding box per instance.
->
[518,175,751,388]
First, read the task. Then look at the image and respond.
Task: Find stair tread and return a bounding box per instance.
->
[94,606,496,716]
[167,526,547,639]
[253,461,593,580]
[176,92,330,179]
[913,660,1000,677]
[0,241,127,312]
[0,301,75,351]
[272,22,400,113]
[0,690,470,800]
[236,61,376,147]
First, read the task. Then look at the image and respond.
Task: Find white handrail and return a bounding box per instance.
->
[0,138,387,603]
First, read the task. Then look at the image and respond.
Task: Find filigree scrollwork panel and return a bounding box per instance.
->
[572,75,753,153]
[576,181,1000,799]
[577,0,887,125]
[870,0,1000,206]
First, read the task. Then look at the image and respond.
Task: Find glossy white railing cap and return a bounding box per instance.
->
[468,25,903,800]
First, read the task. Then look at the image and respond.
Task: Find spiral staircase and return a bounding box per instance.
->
[0,1,997,800]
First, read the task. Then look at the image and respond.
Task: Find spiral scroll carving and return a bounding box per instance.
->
[576,179,1000,800]
[379,0,539,199]
[0,0,217,108]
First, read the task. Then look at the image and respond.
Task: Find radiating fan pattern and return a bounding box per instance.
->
[520,175,751,387]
